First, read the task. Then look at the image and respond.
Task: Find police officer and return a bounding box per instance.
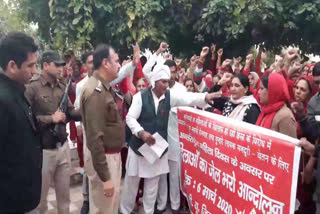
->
[80,44,124,214]
[25,50,81,214]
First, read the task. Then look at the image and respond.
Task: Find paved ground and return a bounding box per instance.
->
[47,183,83,214]
[47,148,176,214]
[47,125,178,214]
[47,181,177,214]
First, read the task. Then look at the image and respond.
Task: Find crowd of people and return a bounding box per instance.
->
[1,31,320,214]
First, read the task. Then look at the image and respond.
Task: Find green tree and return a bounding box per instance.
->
[25,0,320,57]
[0,0,36,38]
[197,0,320,56]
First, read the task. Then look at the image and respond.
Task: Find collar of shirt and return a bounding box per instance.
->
[151,89,165,102]
[93,71,111,90]
[151,88,165,113]
[40,74,63,89]
[0,73,26,96]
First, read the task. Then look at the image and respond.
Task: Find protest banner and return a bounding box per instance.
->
[177,107,301,214]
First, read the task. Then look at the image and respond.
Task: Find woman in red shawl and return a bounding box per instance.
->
[292,76,318,214]
[256,73,297,138]
[293,76,318,136]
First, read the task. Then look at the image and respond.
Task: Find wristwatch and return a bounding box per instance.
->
[313,144,320,158]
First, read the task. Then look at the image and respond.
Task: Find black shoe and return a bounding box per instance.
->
[80,200,89,214]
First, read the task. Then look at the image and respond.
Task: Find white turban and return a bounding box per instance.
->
[150,64,171,88]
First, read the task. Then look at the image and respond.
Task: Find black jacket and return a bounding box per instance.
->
[0,74,42,213]
[129,87,170,156]
[299,115,320,143]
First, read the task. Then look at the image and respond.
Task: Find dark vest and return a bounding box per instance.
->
[129,87,171,156]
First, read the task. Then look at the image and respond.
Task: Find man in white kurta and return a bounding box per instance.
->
[120,52,219,214]
[141,45,189,213]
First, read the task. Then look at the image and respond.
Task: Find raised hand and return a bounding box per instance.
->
[286,48,298,62]
[132,42,140,66]
[159,42,168,53]
[217,48,223,57]
[219,72,233,85]
[235,56,242,64]
[190,55,199,69]
[222,59,232,67]
[245,54,253,64]
[200,47,210,59]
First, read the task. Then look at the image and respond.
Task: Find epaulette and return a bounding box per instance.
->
[95,81,102,92]
[29,75,40,82]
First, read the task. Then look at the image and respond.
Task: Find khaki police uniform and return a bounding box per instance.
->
[25,75,81,214]
[80,71,125,214]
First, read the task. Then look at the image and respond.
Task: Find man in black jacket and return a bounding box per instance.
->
[0,32,42,214]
